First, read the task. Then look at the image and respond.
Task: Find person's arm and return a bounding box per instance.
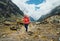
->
[21,17,24,23]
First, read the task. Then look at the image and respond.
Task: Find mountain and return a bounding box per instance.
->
[37,6,60,22]
[29,16,35,22]
[0,0,24,18]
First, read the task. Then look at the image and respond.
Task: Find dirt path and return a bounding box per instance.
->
[0,23,60,41]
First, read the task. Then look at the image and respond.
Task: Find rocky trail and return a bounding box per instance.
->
[0,15,60,41]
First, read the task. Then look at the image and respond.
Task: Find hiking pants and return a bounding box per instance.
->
[24,24,28,32]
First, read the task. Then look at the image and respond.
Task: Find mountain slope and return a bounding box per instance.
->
[0,0,24,18]
[37,6,60,22]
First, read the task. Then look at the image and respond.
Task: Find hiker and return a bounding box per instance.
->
[23,15,30,32]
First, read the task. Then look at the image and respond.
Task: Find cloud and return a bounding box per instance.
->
[11,0,60,21]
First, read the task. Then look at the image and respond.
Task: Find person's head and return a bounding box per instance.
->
[24,14,29,18]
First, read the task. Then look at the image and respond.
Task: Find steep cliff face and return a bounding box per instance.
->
[0,0,24,18]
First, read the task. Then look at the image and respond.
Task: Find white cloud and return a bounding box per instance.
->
[11,0,60,21]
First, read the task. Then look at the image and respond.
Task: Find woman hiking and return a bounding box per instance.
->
[23,15,30,32]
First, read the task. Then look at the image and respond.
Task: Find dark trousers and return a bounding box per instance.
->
[24,24,28,32]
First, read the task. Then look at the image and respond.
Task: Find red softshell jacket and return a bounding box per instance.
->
[23,16,30,24]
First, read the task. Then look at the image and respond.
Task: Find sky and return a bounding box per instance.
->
[11,0,60,21]
[26,0,45,5]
